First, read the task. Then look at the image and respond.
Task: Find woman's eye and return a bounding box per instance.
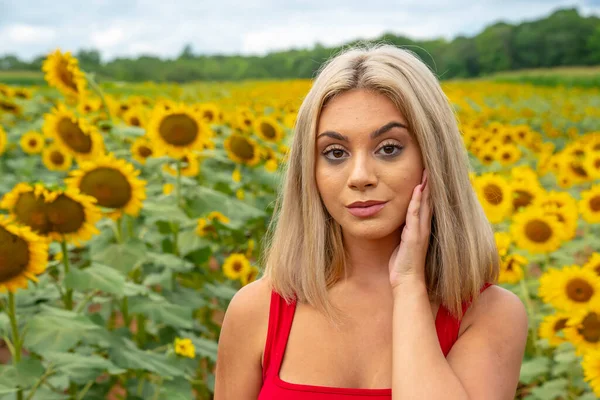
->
[378,144,403,156]
[323,148,347,160]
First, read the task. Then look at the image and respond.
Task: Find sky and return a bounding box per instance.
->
[1,0,600,62]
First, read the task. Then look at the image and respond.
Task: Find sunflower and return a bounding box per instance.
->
[12,88,32,100]
[66,153,146,218]
[538,312,570,348]
[583,150,600,180]
[147,103,210,158]
[494,232,511,257]
[539,265,600,311]
[207,211,230,224]
[163,183,174,196]
[510,207,564,254]
[283,113,297,129]
[0,125,6,155]
[0,99,22,115]
[234,108,255,133]
[582,349,600,397]
[585,253,600,277]
[20,131,45,154]
[42,144,73,171]
[510,180,543,212]
[42,104,105,161]
[232,167,242,183]
[130,136,154,165]
[222,253,252,280]
[510,166,540,186]
[196,103,222,124]
[534,191,577,210]
[1,183,51,235]
[236,188,245,200]
[253,116,284,143]
[195,218,217,239]
[43,187,102,245]
[496,144,522,166]
[77,97,102,115]
[174,337,196,358]
[265,158,278,173]
[564,307,600,356]
[580,185,600,224]
[42,50,87,98]
[473,173,513,223]
[163,153,200,177]
[224,133,261,166]
[245,238,255,259]
[499,253,527,284]
[0,215,49,292]
[122,106,148,128]
[240,265,260,286]
[542,203,578,241]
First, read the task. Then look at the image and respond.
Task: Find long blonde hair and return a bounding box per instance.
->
[260,43,499,327]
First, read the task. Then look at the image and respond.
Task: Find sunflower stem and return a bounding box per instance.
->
[122,297,130,328]
[61,241,73,311]
[175,159,182,208]
[519,272,539,357]
[83,72,120,139]
[136,314,147,347]
[8,292,23,400]
[114,217,123,244]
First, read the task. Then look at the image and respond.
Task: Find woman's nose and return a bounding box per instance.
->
[347,152,377,190]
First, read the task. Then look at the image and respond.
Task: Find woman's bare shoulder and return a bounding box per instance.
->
[224,276,273,334]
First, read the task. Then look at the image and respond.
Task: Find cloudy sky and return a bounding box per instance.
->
[1,0,599,61]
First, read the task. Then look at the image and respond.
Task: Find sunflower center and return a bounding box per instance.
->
[46,194,86,234]
[483,155,494,164]
[0,101,18,112]
[570,162,588,178]
[58,60,78,92]
[594,265,600,276]
[130,117,141,127]
[595,159,600,169]
[57,117,92,153]
[230,136,255,161]
[483,184,503,205]
[501,152,511,160]
[513,190,533,210]
[79,167,132,208]
[578,313,600,343]
[590,196,600,212]
[159,114,199,146]
[28,139,38,147]
[138,145,152,158]
[524,219,552,243]
[506,259,515,271]
[14,192,51,234]
[203,110,215,122]
[0,226,30,283]
[50,150,65,165]
[553,318,567,332]
[260,122,277,139]
[233,261,243,272]
[566,278,594,302]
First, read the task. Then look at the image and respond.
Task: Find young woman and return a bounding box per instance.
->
[215,44,528,399]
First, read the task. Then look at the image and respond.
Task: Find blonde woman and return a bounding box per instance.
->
[215,44,528,399]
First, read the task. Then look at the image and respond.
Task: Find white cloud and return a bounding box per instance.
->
[3,24,56,44]
[90,26,125,49]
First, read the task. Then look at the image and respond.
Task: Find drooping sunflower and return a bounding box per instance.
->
[538,312,570,348]
[12,87,32,100]
[43,187,102,245]
[20,131,45,154]
[510,207,564,254]
[0,99,22,115]
[580,185,600,224]
[473,173,513,223]
[564,307,600,356]
[42,49,87,99]
[498,253,527,284]
[0,183,51,236]
[0,215,49,293]
[130,136,154,165]
[66,153,147,218]
[195,218,217,239]
[0,125,6,155]
[147,103,211,158]
[163,153,200,177]
[207,211,230,225]
[222,253,252,280]
[240,265,260,286]
[584,253,600,277]
[253,116,284,143]
[224,133,261,167]
[582,349,600,397]
[42,144,73,171]
[539,265,600,312]
[42,104,105,161]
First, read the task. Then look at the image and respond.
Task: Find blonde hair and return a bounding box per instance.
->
[260,43,499,327]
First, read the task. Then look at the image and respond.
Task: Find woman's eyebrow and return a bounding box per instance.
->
[316,121,408,142]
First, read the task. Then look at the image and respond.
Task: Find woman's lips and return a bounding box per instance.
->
[346,202,387,217]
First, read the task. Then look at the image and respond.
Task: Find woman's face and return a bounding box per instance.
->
[315,88,424,240]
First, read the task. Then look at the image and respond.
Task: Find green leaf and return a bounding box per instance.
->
[529,378,568,400]
[91,239,148,274]
[109,340,186,378]
[147,252,194,272]
[42,352,126,384]
[520,356,551,384]
[177,230,212,256]
[128,296,194,329]
[189,336,218,362]
[158,377,193,400]
[142,200,191,224]
[64,263,126,295]
[203,282,237,302]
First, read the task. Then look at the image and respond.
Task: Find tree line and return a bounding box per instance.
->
[1,8,599,83]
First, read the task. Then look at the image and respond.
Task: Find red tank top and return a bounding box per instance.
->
[258,282,493,399]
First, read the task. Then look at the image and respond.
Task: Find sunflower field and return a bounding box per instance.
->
[1,49,600,399]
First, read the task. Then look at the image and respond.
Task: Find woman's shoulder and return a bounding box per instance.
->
[225,276,273,329]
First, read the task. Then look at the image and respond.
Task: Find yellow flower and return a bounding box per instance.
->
[42,104,105,162]
[195,103,222,124]
[564,307,600,356]
[147,102,211,158]
[265,158,278,173]
[163,183,174,195]
[236,188,245,200]
[253,116,284,143]
[498,254,527,284]
[130,136,154,165]
[246,238,255,259]
[0,215,49,292]
[494,232,511,257]
[473,173,513,223]
[222,253,251,280]
[582,348,600,397]
[496,143,522,166]
[224,133,261,166]
[510,180,544,212]
[538,312,570,348]
[207,211,230,224]
[539,265,600,312]
[42,144,73,171]
[20,132,45,154]
[232,167,241,183]
[195,218,216,238]
[240,265,260,286]
[42,49,87,99]
[66,153,146,218]
[579,184,600,224]
[174,337,195,358]
[163,153,200,177]
[584,253,600,277]
[510,207,564,254]
[0,125,7,155]
[122,106,148,128]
